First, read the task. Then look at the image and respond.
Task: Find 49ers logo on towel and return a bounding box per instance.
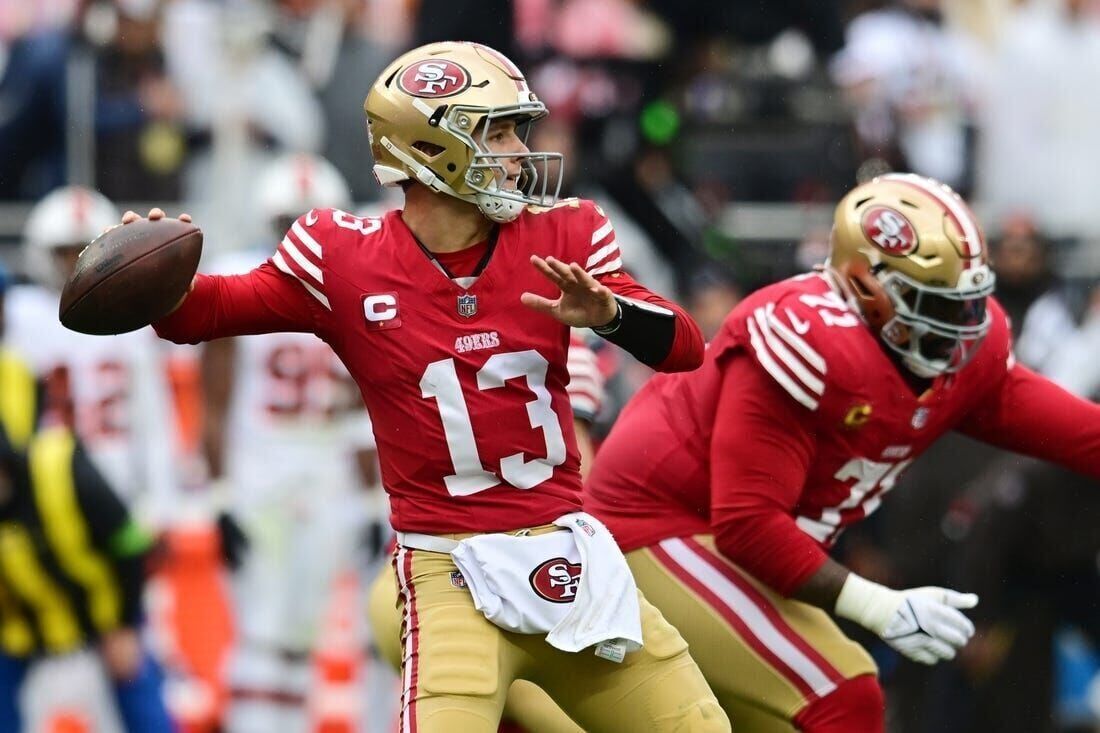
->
[398,60,471,98]
[862,206,918,255]
[529,557,582,603]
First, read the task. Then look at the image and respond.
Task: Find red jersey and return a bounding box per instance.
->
[587,272,1100,595]
[154,200,702,533]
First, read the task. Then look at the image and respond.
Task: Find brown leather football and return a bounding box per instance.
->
[59,217,203,335]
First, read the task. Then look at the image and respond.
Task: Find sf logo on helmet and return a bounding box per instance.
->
[862,206,918,255]
[529,557,582,603]
[399,60,471,98]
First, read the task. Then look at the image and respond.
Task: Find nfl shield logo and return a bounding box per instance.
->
[457,293,478,318]
[911,407,930,430]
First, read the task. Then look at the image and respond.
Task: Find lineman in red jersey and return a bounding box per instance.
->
[121,41,727,733]
[586,173,1100,732]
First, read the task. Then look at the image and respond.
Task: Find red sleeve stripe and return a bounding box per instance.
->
[272,251,332,310]
[587,256,623,276]
[279,237,324,283]
[290,220,324,258]
[591,219,614,246]
[753,307,824,393]
[764,305,826,373]
[586,240,620,270]
[746,310,822,410]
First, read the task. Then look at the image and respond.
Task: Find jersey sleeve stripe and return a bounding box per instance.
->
[746,316,820,410]
[753,308,825,395]
[279,237,325,285]
[585,240,620,270]
[566,374,603,397]
[569,394,599,419]
[765,305,827,373]
[591,219,614,246]
[290,220,324,259]
[587,257,623,276]
[272,251,332,310]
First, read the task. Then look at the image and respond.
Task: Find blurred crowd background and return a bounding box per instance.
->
[3,0,1100,731]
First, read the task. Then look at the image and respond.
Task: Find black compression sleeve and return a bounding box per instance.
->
[592,296,677,366]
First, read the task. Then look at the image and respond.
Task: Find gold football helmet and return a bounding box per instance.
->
[828,173,996,377]
[363,41,562,223]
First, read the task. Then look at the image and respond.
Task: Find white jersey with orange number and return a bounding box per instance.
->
[208,251,375,505]
[5,283,178,523]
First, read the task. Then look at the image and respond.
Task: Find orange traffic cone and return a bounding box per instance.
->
[47,711,90,733]
[311,572,362,733]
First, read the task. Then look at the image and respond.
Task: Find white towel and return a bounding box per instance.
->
[546,513,642,654]
[446,512,643,656]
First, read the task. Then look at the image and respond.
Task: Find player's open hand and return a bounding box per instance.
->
[521,255,618,328]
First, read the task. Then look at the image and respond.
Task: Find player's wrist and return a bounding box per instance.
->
[834,572,903,635]
[592,301,623,334]
[167,278,195,315]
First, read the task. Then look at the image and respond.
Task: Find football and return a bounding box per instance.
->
[59,217,203,335]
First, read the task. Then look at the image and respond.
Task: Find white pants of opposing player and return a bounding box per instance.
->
[22,651,123,733]
[224,476,377,733]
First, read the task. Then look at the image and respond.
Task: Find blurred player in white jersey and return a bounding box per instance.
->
[7,185,178,525]
[6,186,178,733]
[203,153,385,733]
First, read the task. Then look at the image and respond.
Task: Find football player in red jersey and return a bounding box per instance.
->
[586,173,1100,733]
[115,41,728,733]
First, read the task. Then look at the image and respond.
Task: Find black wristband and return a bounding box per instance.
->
[591,296,676,366]
[592,302,623,335]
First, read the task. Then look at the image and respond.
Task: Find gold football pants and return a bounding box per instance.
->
[628,535,878,730]
[367,538,729,733]
[371,533,878,731]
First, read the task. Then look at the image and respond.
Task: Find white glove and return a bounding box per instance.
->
[835,573,978,665]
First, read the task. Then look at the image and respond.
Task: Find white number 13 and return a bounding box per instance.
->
[420,350,567,496]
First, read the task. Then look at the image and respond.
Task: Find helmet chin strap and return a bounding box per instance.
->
[475,192,524,223]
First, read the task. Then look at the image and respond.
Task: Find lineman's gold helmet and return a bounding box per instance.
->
[364,41,562,223]
[828,173,996,377]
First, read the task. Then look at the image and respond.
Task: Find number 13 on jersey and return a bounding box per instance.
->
[420,350,567,496]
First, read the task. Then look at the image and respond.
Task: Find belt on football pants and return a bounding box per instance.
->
[396,532,461,554]
[397,524,567,554]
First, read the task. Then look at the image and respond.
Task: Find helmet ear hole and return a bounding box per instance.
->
[411,141,445,159]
